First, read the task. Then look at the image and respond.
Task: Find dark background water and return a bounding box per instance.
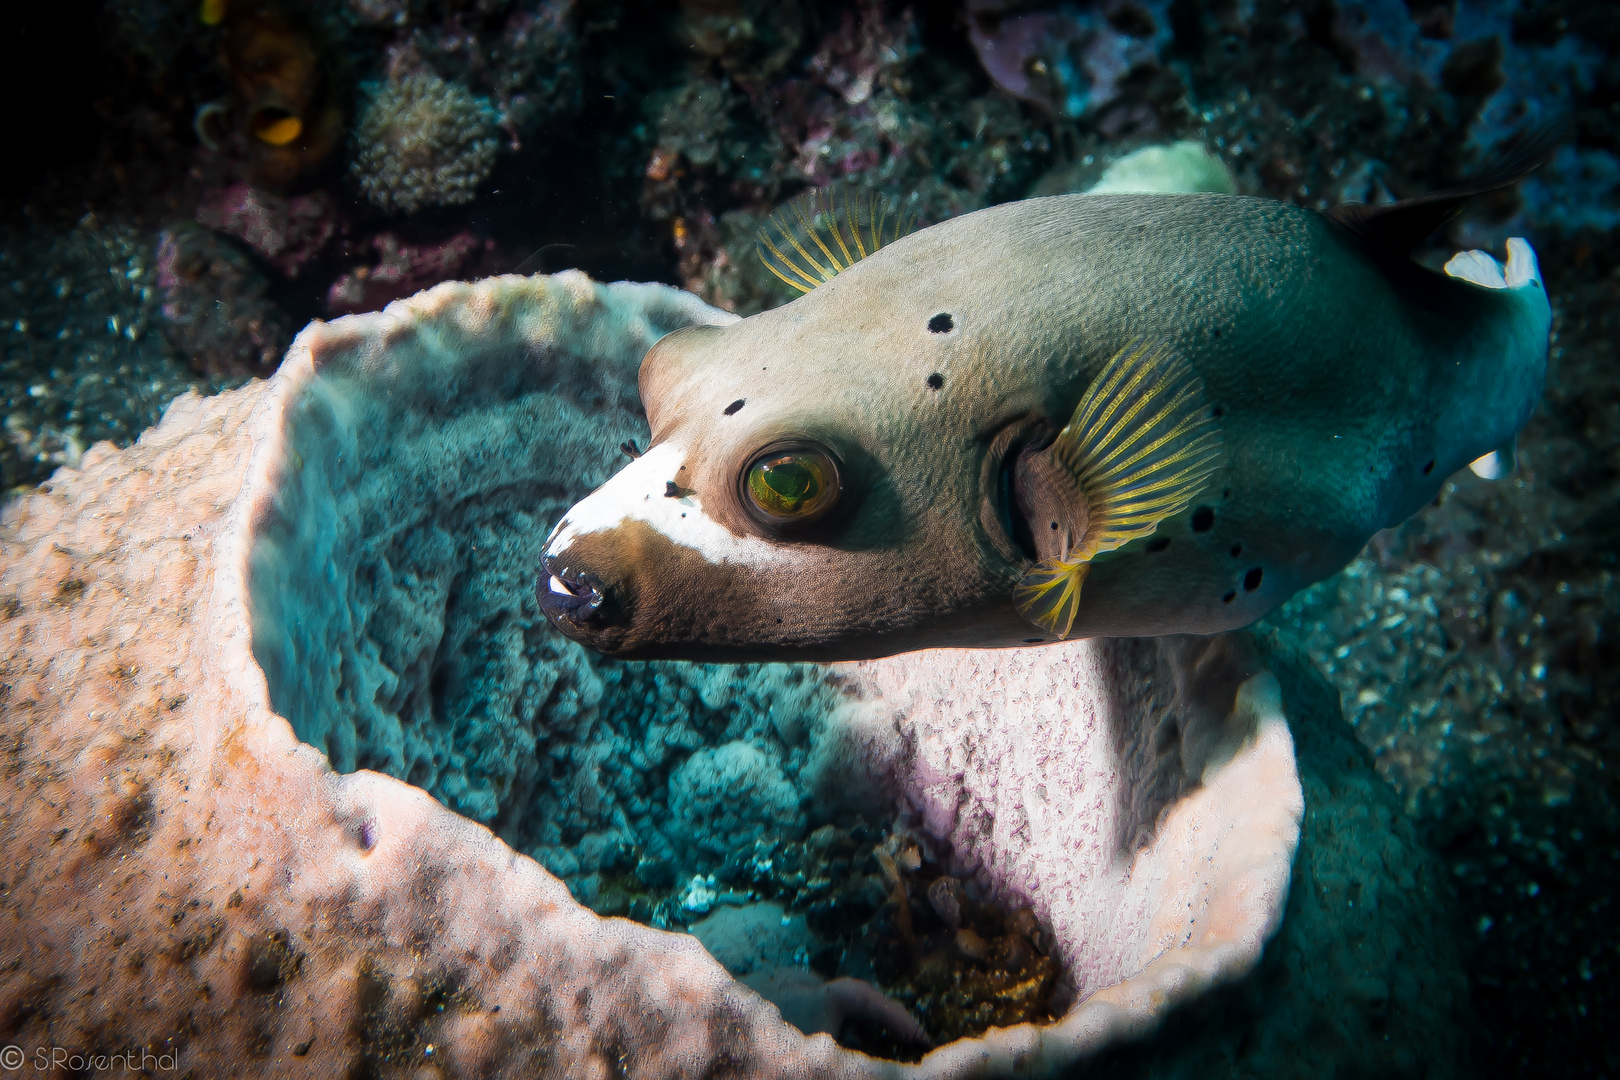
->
[3,0,1616,1075]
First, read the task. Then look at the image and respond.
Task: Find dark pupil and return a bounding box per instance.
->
[762,458,817,506]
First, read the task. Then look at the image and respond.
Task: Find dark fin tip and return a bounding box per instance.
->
[1324,116,1575,256]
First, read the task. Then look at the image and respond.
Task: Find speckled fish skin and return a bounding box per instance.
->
[539,191,1550,661]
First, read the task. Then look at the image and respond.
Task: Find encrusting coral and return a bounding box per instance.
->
[349,72,500,214]
[0,271,1464,1076]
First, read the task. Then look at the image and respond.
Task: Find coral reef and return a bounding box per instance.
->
[362,0,581,148]
[1082,139,1235,194]
[640,0,1050,311]
[965,0,1171,121]
[349,72,500,214]
[691,900,817,977]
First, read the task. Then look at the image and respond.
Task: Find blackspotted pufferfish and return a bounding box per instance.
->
[538,143,1553,662]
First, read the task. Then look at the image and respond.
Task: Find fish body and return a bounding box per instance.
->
[540,191,1549,661]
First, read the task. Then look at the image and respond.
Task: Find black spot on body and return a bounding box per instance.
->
[1144,537,1171,553]
[1023,637,1044,643]
[724,399,745,416]
[1423,458,1435,475]
[1191,506,1215,532]
[1222,590,1237,603]
[1244,567,1263,591]
[926,372,944,390]
[1230,542,1242,557]
[928,312,954,333]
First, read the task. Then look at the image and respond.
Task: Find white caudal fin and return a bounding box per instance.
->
[1444,237,1542,291]
[1504,237,1541,288]
[1469,438,1519,481]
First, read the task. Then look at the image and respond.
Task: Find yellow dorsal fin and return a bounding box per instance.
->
[1015,341,1226,638]
[756,184,918,294]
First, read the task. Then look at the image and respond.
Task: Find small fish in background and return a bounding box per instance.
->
[538,131,1560,663]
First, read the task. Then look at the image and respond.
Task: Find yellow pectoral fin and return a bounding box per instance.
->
[1013,340,1226,641]
[1015,558,1093,639]
[1051,339,1226,555]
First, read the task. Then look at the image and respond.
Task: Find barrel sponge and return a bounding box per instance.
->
[350,72,499,214]
[0,271,1463,1076]
[667,740,807,861]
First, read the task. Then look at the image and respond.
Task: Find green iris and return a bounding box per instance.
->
[745,448,838,522]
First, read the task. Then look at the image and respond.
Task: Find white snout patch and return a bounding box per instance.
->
[545,441,790,567]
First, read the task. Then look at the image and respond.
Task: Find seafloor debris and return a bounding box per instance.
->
[584,820,1065,1057]
[0,219,235,490]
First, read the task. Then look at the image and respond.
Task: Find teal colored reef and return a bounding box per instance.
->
[1,0,1616,1075]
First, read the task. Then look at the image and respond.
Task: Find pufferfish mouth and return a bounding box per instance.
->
[537,558,611,626]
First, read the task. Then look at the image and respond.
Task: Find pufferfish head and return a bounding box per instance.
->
[536,256,1059,662]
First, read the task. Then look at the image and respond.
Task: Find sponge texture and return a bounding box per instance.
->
[248,272,843,895]
[669,741,807,862]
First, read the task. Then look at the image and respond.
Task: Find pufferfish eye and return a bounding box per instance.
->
[741,442,842,527]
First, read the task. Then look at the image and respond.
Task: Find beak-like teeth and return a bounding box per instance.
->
[538,558,609,627]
